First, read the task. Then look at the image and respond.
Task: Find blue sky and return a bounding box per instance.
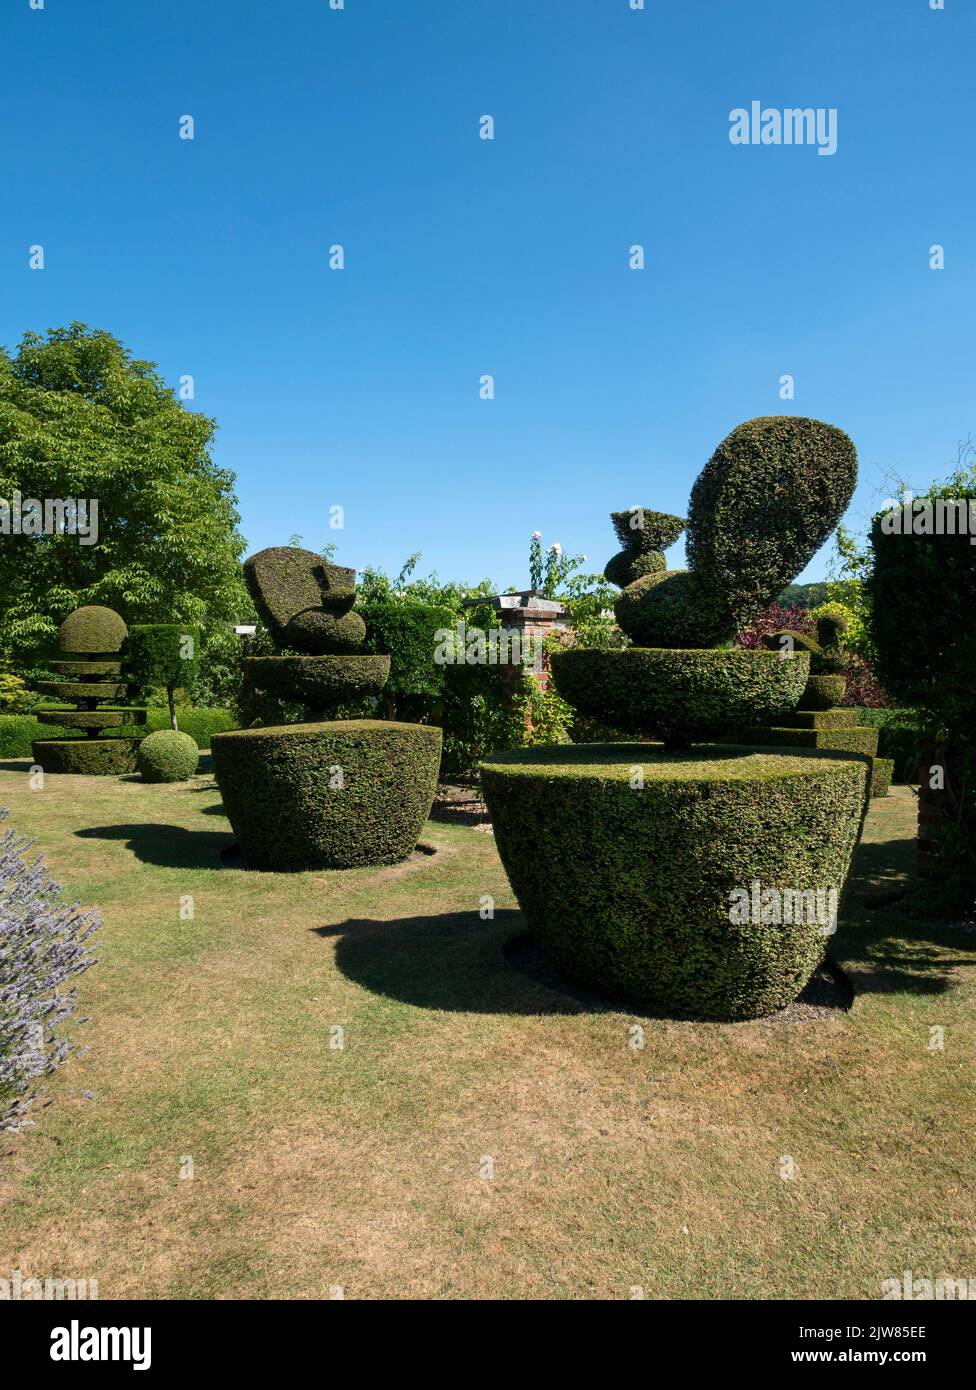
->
[2,0,972,591]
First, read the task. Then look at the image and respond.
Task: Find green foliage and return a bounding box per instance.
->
[871,758,894,798]
[31,738,142,775]
[244,546,362,655]
[0,667,31,713]
[803,675,847,709]
[614,569,730,648]
[868,488,976,727]
[611,416,859,650]
[527,534,587,597]
[481,745,868,1020]
[823,524,874,657]
[126,624,202,730]
[59,605,127,654]
[551,647,810,745]
[0,325,249,665]
[136,729,200,783]
[359,600,454,697]
[211,720,442,870]
[0,707,237,759]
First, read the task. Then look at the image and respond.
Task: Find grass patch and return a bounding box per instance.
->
[0,768,973,1299]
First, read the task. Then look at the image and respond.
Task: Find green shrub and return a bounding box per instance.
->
[245,655,390,710]
[803,675,847,709]
[614,569,730,648]
[551,648,809,745]
[212,720,442,870]
[57,605,127,654]
[686,417,858,637]
[481,744,869,1021]
[0,708,237,759]
[610,509,686,552]
[126,624,202,729]
[358,600,455,696]
[871,758,894,798]
[137,729,200,782]
[31,739,142,775]
[244,547,360,653]
[851,708,919,783]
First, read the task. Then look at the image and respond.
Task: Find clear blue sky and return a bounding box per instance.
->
[2,0,972,590]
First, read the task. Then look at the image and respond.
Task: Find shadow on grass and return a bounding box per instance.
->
[75,822,234,869]
[317,911,615,1017]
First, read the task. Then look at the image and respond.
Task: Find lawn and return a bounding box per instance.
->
[1,763,973,1300]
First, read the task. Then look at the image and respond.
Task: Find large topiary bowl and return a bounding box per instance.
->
[481,744,870,1021]
[551,648,809,745]
[211,719,441,870]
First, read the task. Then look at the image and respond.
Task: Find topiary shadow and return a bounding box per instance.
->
[317,910,620,1017]
[75,822,235,870]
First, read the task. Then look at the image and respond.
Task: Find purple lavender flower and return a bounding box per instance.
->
[1,808,99,1132]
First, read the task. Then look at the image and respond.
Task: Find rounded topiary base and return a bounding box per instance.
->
[211,719,442,870]
[31,738,143,775]
[551,647,809,744]
[480,743,870,1021]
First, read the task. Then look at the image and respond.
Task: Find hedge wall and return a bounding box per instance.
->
[0,707,238,759]
[358,600,455,696]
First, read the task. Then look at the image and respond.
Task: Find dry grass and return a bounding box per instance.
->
[1,766,973,1300]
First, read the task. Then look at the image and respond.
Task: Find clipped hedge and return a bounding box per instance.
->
[31,738,142,775]
[58,605,127,654]
[687,417,858,635]
[211,719,442,870]
[551,647,809,744]
[0,708,238,759]
[358,600,455,697]
[245,655,390,707]
[853,708,919,783]
[481,744,869,1021]
[137,729,201,783]
[871,758,894,799]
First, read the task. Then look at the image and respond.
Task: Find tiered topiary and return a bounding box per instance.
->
[211,547,441,869]
[725,608,893,797]
[481,418,871,1021]
[31,606,148,774]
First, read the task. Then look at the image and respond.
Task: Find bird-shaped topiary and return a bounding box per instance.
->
[211,546,440,870]
[482,417,874,1022]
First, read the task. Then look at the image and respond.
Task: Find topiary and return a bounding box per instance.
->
[609,418,858,650]
[604,509,684,591]
[31,606,148,775]
[126,625,202,731]
[137,729,200,782]
[213,546,441,869]
[213,720,441,870]
[482,745,869,1020]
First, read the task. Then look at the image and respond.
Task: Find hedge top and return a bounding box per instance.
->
[481,742,865,785]
[244,546,359,650]
[58,605,128,653]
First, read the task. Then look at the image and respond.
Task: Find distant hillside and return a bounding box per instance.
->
[776,582,831,610]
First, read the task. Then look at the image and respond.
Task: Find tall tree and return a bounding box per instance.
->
[0,324,250,666]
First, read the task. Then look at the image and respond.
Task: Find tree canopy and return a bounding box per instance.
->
[0,324,250,663]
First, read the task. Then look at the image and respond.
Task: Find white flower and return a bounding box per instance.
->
[549,542,562,555]
[580,554,587,563]
[531,531,542,540]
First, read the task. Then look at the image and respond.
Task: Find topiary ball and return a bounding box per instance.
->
[59,605,128,654]
[613,569,731,648]
[137,729,200,783]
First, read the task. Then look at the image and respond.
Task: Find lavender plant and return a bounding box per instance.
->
[0,808,99,1132]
